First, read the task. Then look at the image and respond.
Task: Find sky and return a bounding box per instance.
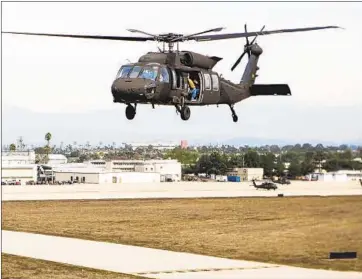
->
[2,2,362,146]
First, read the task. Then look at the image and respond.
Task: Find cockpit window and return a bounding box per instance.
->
[159,67,170,83]
[139,66,159,81]
[116,65,159,80]
[129,66,142,78]
[117,66,132,78]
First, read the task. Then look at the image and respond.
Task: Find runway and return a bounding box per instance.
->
[3,180,362,278]
[2,180,362,201]
[3,230,362,279]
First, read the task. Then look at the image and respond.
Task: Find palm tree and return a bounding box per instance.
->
[44,132,52,162]
[45,133,52,147]
[9,143,16,152]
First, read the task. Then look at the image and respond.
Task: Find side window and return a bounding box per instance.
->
[129,66,142,78]
[171,69,177,89]
[175,71,183,89]
[159,67,170,83]
[211,74,219,91]
[204,73,211,90]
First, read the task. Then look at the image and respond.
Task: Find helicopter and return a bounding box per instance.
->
[3,25,340,122]
[251,179,278,190]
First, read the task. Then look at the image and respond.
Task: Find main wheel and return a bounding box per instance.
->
[180,105,191,121]
[232,114,238,122]
[125,105,136,120]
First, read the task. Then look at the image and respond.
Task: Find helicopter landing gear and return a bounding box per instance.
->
[125,104,136,120]
[181,105,191,121]
[175,104,191,121]
[229,104,238,122]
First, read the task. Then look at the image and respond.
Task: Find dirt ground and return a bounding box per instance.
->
[1,253,146,279]
[2,196,362,272]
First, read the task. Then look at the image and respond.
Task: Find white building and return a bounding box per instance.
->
[1,150,36,165]
[311,173,348,182]
[135,159,182,182]
[47,154,68,165]
[333,170,362,181]
[86,159,181,181]
[2,164,37,184]
[54,168,160,184]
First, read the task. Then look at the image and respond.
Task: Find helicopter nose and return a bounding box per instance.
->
[112,78,156,94]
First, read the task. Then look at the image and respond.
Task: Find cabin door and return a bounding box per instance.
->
[200,72,220,104]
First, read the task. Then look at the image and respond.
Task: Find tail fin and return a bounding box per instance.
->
[240,45,262,86]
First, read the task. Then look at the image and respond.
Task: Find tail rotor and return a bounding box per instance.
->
[231,24,265,71]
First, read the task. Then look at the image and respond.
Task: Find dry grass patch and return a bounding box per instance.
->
[2,196,362,272]
[1,253,146,279]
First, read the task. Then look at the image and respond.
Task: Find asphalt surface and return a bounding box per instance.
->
[2,180,362,201]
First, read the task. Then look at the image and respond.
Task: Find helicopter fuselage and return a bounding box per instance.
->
[110,51,248,107]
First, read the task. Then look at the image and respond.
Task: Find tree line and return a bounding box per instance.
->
[164,147,362,177]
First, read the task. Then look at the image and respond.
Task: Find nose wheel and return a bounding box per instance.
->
[229,104,238,122]
[125,104,136,120]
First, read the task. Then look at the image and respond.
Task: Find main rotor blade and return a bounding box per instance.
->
[127,29,158,39]
[171,27,225,42]
[2,31,153,42]
[249,25,266,45]
[190,26,341,42]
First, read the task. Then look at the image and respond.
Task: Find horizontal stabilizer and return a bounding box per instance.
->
[250,84,291,96]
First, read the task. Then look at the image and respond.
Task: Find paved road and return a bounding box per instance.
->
[3,230,362,279]
[2,181,362,201]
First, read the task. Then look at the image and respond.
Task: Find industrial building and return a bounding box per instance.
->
[2,149,181,184]
[308,170,362,182]
[309,173,348,182]
[2,164,37,184]
[226,168,264,181]
[47,154,68,165]
[87,159,181,182]
[54,168,160,184]
[1,150,36,165]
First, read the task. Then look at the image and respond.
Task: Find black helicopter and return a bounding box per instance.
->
[252,179,278,190]
[3,25,340,122]
[272,176,291,185]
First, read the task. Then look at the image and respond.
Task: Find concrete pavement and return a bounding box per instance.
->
[3,230,362,279]
[2,181,362,201]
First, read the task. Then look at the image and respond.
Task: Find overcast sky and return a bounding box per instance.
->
[2,2,362,145]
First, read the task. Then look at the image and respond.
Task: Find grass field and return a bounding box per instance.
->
[2,196,362,272]
[1,253,146,279]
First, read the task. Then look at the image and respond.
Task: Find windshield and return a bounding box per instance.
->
[116,65,159,80]
[116,66,132,79]
[139,66,159,81]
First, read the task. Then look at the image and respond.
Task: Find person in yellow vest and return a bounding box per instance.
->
[188,78,199,101]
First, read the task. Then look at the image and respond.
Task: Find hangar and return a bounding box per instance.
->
[54,168,160,184]
[2,164,37,184]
